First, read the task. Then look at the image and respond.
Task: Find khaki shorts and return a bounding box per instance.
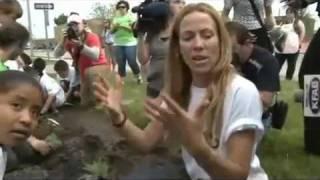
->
[80,64,111,106]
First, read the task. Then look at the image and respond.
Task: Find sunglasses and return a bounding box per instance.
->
[172,0,185,4]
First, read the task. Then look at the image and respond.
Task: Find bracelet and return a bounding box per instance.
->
[112,110,127,128]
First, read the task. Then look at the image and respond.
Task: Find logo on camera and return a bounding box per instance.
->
[309,77,320,113]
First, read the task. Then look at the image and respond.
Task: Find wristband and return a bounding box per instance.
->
[112,110,127,128]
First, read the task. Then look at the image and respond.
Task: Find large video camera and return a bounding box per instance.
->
[66,24,78,40]
[132,0,170,35]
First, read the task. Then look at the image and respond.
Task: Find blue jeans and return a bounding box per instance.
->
[114,45,140,77]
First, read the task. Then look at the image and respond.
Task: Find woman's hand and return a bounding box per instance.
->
[145,93,210,154]
[94,75,124,124]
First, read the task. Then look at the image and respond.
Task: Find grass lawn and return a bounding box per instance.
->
[121,75,320,178]
[259,80,320,179]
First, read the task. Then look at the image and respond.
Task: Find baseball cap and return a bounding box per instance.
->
[67,14,82,24]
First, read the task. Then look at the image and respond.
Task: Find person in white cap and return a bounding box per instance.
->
[54,13,111,106]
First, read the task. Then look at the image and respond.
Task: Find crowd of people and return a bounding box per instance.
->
[0,0,317,179]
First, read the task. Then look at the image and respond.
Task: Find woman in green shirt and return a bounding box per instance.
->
[0,16,29,72]
[112,0,142,84]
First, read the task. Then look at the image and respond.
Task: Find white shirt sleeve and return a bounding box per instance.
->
[0,147,7,180]
[223,81,265,144]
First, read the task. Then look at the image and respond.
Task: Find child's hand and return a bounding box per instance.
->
[73,91,80,97]
[29,137,52,156]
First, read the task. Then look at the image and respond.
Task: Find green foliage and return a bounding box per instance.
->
[81,158,111,179]
[90,3,116,19]
[54,13,68,25]
[122,74,149,128]
[259,80,320,178]
[45,133,63,149]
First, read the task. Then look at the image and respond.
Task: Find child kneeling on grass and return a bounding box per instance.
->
[54,60,81,104]
[27,58,65,115]
[0,70,45,178]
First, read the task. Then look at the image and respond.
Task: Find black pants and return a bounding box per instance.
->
[250,28,273,53]
[276,52,299,80]
[146,86,160,98]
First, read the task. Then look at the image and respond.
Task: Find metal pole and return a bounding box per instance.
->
[26,0,34,56]
[44,9,50,61]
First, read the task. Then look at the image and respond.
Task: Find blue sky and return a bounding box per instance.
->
[16,0,318,39]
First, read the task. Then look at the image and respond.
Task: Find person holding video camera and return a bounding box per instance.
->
[136,0,185,99]
[54,13,110,106]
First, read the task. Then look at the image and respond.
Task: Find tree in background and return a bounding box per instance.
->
[90,2,116,19]
[54,13,68,26]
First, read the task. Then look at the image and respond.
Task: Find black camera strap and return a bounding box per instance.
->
[248,0,274,52]
[248,0,265,30]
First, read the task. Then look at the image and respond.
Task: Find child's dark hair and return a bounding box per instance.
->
[116,0,130,10]
[20,52,32,66]
[0,16,29,49]
[54,60,69,72]
[0,70,44,101]
[0,0,23,20]
[32,58,46,76]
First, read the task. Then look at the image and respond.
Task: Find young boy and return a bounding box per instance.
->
[54,60,80,103]
[30,58,65,114]
[0,70,44,178]
[0,1,55,171]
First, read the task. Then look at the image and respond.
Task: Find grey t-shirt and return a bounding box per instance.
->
[146,33,170,92]
[224,0,273,30]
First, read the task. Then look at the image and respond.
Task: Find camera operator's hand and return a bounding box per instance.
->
[58,29,69,46]
[70,39,83,47]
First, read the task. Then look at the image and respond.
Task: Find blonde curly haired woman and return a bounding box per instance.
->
[95,3,267,179]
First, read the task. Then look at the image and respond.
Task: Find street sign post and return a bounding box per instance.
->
[34,3,54,61]
[34,3,54,10]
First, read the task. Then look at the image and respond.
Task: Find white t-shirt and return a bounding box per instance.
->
[275,24,300,54]
[5,60,23,71]
[0,147,7,180]
[182,75,268,180]
[58,66,80,90]
[40,73,65,107]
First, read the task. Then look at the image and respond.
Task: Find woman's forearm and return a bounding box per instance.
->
[117,118,151,151]
[192,142,249,179]
[113,116,162,153]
